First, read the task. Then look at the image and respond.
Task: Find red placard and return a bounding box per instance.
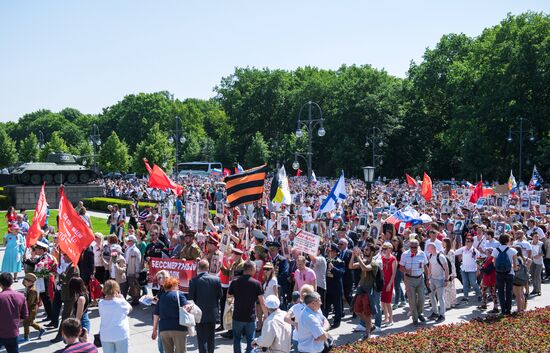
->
[148,257,197,293]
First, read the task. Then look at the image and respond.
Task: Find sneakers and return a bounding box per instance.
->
[353,324,367,332]
[38,328,46,339]
[18,337,29,343]
[392,304,399,310]
[428,313,439,320]
[372,326,382,334]
[435,315,445,323]
[418,315,426,322]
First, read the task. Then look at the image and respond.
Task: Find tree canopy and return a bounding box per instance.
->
[1,12,548,182]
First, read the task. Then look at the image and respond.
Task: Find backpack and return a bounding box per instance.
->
[435,252,453,280]
[513,259,529,286]
[495,247,512,274]
[375,265,384,292]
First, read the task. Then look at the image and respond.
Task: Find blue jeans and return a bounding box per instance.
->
[102,339,129,353]
[496,273,514,314]
[0,337,18,353]
[461,271,480,298]
[393,270,405,304]
[232,320,255,353]
[157,326,164,353]
[80,312,90,334]
[366,288,382,328]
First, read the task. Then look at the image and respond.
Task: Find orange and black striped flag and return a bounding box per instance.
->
[224,164,268,207]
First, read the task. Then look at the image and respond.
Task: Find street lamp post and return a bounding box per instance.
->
[168,116,186,178]
[363,166,375,200]
[364,127,384,178]
[507,117,535,183]
[88,124,101,173]
[292,101,325,181]
[37,130,45,157]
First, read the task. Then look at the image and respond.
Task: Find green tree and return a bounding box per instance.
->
[133,123,175,174]
[42,131,69,159]
[99,132,131,172]
[18,133,40,162]
[245,132,270,166]
[0,126,18,167]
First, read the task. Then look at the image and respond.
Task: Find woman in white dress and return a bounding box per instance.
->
[443,238,457,309]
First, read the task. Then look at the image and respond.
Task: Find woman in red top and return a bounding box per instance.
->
[381,242,397,325]
[5,206,16,231]
[479,249,498,313]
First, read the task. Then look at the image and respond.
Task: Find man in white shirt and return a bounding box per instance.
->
[529,234,543,296]
[492,233,517,315]
[455,237,481,302]
[426,243,449,322]
[253,295,291,353]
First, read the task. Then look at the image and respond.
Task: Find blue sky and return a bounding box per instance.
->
[1,1,548,121]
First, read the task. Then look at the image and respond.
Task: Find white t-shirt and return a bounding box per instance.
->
[98,297,132,342]
[530,242,543,265]
[491,245,518,275]
[263,277,278,298]
[513,240,532,258]
[428,253,447,280]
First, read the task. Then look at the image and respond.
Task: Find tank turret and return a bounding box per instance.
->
[11,152,98,185]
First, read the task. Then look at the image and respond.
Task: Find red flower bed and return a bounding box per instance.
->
[334,306,550,353]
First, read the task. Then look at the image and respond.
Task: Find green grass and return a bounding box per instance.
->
[0,210,112,243]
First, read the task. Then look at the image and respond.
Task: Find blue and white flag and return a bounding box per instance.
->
[236,163,244,173]
[529,165,544,190]
[319,171,346,214]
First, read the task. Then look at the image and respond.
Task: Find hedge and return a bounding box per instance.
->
[82,197,157,212]
[334,306,550,353]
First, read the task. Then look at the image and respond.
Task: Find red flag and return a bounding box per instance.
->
[57,186,95,265]
[26,183,48,247]
[296,168,303,177]
[421,172,432,202]
[405,173,418,187]
[469,180,483,203]
[143,158,183,196]
[223,168,231,176]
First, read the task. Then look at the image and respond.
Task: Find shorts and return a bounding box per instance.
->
[354,293,371,316]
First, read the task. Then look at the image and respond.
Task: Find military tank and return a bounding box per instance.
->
[11,153,98,185]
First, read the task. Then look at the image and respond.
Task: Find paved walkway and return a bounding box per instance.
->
[3,246,549,353]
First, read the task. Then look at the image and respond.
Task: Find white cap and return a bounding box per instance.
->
[265,295,280,309]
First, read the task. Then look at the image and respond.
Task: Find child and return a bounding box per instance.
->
[478,249,499,313]
[20,273,46,342]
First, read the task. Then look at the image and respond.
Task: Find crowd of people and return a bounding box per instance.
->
[0,173,549,353]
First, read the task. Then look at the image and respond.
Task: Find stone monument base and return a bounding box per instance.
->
[3,184,103,209]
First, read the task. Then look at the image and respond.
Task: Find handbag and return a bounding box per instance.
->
[177,291,195,327]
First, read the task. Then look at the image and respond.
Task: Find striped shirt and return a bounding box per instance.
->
[54,342,98,353]
[399,249,428,277]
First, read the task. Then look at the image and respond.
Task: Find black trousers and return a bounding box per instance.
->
[342,276,354,307]
[39,291,53,321]
[51,290,62,325]
[324,289,342,325]
[317,287,326,314]
[196,322,216,353]
[220,287,228,323]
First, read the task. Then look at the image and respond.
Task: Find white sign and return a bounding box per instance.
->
[293,230,320,257]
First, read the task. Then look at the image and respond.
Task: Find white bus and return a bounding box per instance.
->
[177,161,222,177]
